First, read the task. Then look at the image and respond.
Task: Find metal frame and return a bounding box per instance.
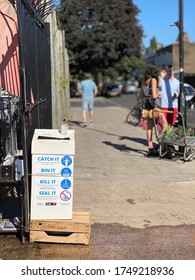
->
[153,110,195,162]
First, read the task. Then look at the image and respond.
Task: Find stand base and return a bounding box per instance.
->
[30,211,91,245]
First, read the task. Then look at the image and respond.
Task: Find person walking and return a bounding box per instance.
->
[141,64,168,156]
[79,72,98,127]
[160,64,180,125]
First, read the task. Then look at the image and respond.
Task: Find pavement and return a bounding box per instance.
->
[1,96,195,260]
[71,97,195,228]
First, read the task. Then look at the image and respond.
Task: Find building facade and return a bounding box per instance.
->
[145,33,195,87]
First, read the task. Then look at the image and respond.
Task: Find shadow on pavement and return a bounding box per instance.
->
[119,136,147,146]
[102,141,146,155]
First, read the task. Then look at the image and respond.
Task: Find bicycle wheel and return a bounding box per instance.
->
[126,103,141,126]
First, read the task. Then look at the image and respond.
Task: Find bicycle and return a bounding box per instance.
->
[125,100,143,126]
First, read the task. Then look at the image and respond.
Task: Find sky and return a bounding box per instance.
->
[133,0,195,48]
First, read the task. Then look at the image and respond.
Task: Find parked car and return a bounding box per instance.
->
[101,82,122,97]
[114,81,124,92]
[175,83,195,127]
[186,95,195,128]
[122,81,138,94]
[183,83,195,101]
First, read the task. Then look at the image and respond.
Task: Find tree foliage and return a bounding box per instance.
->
[150,37,158,49]
[147,36,163,51]
[58,0,144,77]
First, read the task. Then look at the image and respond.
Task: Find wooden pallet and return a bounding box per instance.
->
[30,211,91,245]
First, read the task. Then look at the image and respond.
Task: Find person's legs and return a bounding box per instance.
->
[146,117,154,151]
[88,99,94,124]
[154,112,168,153]
[156,112,168,131]
[89,111,94,123]
[82,100,88,125]
[161,113,168,130]
[82,111,87,122]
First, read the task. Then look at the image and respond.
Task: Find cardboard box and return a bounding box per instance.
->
[31,129,75,220]
[31,129,75,155]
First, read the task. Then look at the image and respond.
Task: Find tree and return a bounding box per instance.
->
[150,37,157,49]
[58,0,143,77]
[147,36,163,51]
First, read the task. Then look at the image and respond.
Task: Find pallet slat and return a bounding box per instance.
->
[30,231,90,245]
[30,211,91,245]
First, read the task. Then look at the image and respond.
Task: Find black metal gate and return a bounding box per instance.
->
[17,0,52,130]
[16,0,53,238]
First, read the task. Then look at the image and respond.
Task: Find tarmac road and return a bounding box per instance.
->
[0,96,195,260]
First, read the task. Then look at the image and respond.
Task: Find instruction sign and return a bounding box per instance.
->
[32,155,74,176]
[31,176,73,219]
[31,129,75,220]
